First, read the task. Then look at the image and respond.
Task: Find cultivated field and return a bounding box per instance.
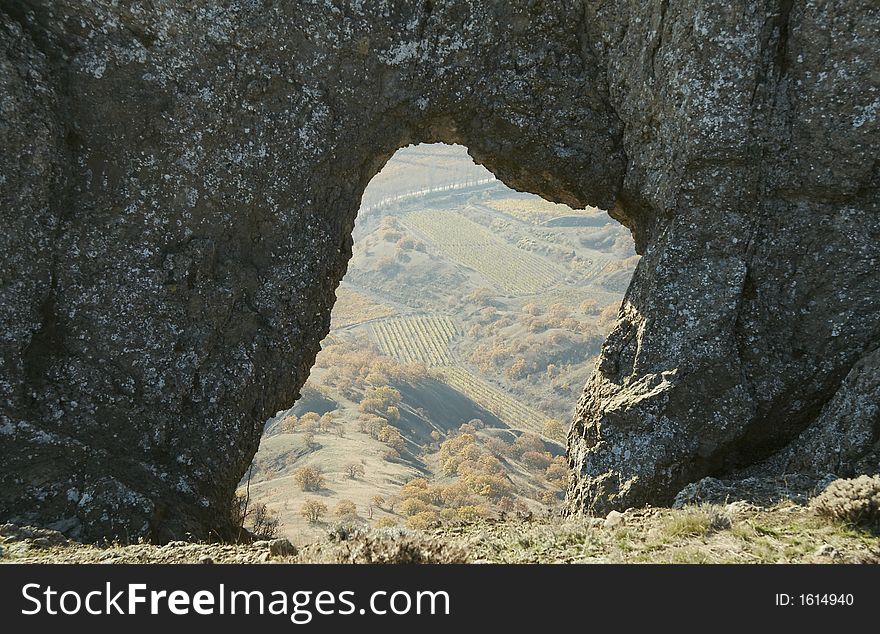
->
[402,210,563,295]
[369,315,460,366]
[439,366,549,435]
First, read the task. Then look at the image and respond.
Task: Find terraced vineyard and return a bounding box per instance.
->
[402,210,562,295]
[370,315,459,366]
[439,367,549,435]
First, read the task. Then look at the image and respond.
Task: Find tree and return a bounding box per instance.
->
[511,433,545,458]
[301,499,328,524]
[521,451,552,472]
[399,498,430,517]
[303,431,318,449]
[541,490,559,505]
[299,412,321,431]
[278,414,298,434]
[370,494,387,510]
[344,462,365,480]
[542,418,567,443]
[319,412,336,434]
[506,357,527,380]
[335,499,358,518]
[545,456,569,483]
[485,437,510,457]
[378,425,406,452]
[294,466,325,492]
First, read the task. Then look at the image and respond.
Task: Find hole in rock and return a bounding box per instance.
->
[242,143,638,539]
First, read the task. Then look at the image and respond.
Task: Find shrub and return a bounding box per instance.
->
[374,517,398,529]
[461,473,512,501]
[249,502,280,539]
[301,499,328,524]
[303,431,318,449]
[231,495,279,539]
[278,414,298,434]
[812,475,880,530]
[319,412,336,434]
[294,466,325,492]
[662,506,731,538]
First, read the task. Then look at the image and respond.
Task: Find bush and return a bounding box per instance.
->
[812,475,880,530]
[294,466,325,492]
[374,516,398,529]
[231,495,279,539]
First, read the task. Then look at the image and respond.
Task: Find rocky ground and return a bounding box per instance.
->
[3,499,877,564]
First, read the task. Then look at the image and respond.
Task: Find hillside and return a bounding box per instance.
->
[242,144,637,542]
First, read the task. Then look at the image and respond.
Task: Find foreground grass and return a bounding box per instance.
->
[3,502,878,563]
[426,503,880,564]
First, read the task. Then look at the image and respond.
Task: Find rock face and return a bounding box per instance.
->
[0,1,877,540]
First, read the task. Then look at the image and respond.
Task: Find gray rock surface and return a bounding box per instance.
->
[0,1,877,540]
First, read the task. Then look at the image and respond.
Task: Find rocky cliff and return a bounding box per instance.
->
[0,0,877,540]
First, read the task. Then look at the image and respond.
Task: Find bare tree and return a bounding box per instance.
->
[344,462,365,480]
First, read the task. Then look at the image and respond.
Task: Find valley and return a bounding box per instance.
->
[242,144,637,543]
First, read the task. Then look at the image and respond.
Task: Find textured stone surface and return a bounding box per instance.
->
[0,1,877,540]
[566,0,880,514]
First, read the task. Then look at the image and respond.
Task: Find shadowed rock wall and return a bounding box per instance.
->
[0,0,876,540]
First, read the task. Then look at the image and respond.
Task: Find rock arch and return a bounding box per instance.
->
[1,1,878,541]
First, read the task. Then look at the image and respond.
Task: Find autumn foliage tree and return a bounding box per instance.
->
[301,499,328,524]
[294,466,325,492]
[335,499,358,518]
